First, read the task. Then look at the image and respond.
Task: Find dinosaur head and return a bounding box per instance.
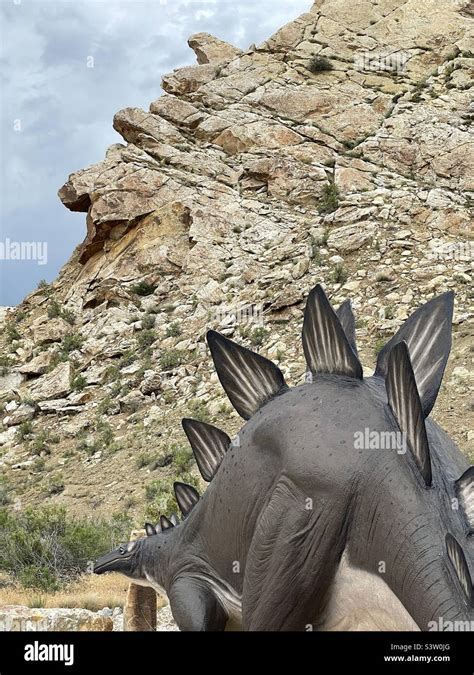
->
[93,490,198,588]
[93,539,145,580]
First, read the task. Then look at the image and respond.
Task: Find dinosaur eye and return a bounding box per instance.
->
[119,546,125,555]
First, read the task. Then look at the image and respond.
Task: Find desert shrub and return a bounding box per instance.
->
[32,457,46,472]
[16,421,33,442]
[165,322,182,338]
[374,337,386,356]
[119,350,136,368]
[32,431,52,456]
[71,374,87,392]
[318,182,340,214]
[249,327,269,347]
[141,313,156,330]
[61,309,76,325]
[136,452,153,469]
[137,330,157,349]
[159,349,184,370]
[47,300,61,319]
[0,355,12,376]
[308,55,333,73]
[73,374,88,391]
[4,322,20,343]
[0,506,132,591]
[172,444,194,473]
[187,399,210,423]
[131,281,156,297]
[331,263,348,284]
[46,474,65,495]
[61,333,84,355]
[0,477,10,506]
[143,473,200,522]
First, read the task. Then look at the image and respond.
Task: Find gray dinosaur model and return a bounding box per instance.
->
[94,285,473,631]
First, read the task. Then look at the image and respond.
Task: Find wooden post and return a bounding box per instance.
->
[123,529,157,631]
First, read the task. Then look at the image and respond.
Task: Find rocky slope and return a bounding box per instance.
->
[0,0,473,522]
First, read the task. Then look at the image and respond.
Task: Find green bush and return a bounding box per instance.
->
[143,473,200,522]
[159,349,184,370]
[46,474,65,495]
[374,337,386,356]
[0,355,12,376]
[137,330,157,349]
[61,333,84,355]
[172,444,194,473]
[187,399,210,423]
[318,182,340,214]
[131,281,157,297]
[119,350,136,368]
[0,477,10,506]
[5,322,20,343]
[32,432,52,456]
[47,300,61,319]
[141,313,156,330]
[61,309,76,326]
[331,263,348,284]
[165,322,182,338]
[0,506,132,591]
[308,55,333,73]
[136,452,153,469]
[71,374,87,392]
[249,327,269,347]
[16,421,33,442]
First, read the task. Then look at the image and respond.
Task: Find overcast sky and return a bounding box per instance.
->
[0,0,311,306]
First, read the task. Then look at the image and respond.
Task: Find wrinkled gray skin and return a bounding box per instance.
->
[95,289,473,631]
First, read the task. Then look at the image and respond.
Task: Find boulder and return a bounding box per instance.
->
[188,32,242,65]
[140,373,162,396]
[327,223,376,252]
[0,606,113,632]
[2,404,36,427]
[0,372,26,396]
[28,363,72,401]
[33,318,70,345]
[18,351,51,376]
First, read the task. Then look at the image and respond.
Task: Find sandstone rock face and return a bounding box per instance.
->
[327,223,376,252]
[0,372,26,396]
[18,351,51,376]
[28,363,72,401]
[188,32,242,65]
[33,318,70,345]
[0,0,472,521]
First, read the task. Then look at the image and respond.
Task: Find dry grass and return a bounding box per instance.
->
[0,573,129,611]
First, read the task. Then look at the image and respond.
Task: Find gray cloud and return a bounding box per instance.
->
[0,0,311,305]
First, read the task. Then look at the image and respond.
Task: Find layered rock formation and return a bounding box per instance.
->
[1,0,472,519]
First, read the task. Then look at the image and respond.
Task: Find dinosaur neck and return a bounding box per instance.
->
[141,534,177,591]
[354,486,469,630]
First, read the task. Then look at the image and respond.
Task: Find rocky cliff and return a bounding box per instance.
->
[1,0,472,520]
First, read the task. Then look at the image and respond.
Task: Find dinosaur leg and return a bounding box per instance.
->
[242,478,344,631]
[168,577,228,631]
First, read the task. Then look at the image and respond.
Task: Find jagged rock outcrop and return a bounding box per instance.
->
[0,0,472,519]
